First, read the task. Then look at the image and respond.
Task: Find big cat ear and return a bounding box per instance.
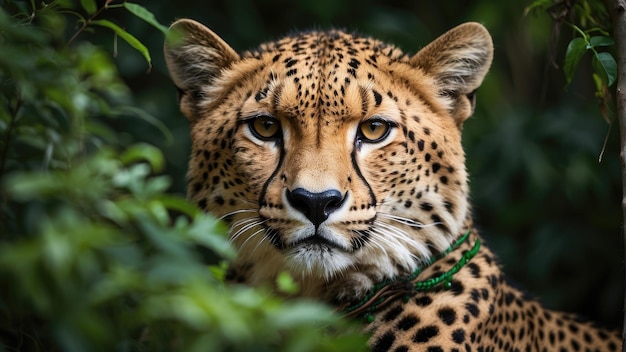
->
[163,19,240,121]
[411,22,493,126]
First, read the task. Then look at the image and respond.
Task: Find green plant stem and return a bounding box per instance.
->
[0,95,22,236]
[0,96,22,180]
[602,0,626,350]
[65,1,113,47]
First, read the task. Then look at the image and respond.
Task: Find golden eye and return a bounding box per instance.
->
[358,119,392,143]
[249,115,281,140]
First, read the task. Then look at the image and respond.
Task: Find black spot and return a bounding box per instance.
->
[396,315,420,331]
[393,347,409,352]
[470,289,480,302]
[414,295,432,307]
[549,331,556,345]
[413,325,439,343]
[467,262,481,278]
[452,329,466,344]
[420,202,433,211]
[372,331,395,352]
[417,139,425,151]
[481,288,489,300]
[504,292,515,305]
[382,305,403,322]
[431,214,448,231]
[466,303,479,317]
[489,274,498,289]
[285,58,298,67]
[437,307,457,325]
[404,200,412,208]
[197,198,207,209]
[432,163,441,173]
[427,347,443,352]
[286,68,297,76]
[348,58,361,69]
[373,90,383,106]
[440,176,449,185]
[449,280,464,295]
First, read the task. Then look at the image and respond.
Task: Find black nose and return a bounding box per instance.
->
[286,188,346,228]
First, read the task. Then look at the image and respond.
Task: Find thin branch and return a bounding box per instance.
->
[602,0,626,350]
[0,94,23,180]
[65,0,116,47]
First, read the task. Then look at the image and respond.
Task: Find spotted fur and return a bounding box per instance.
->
[164,19,621,351]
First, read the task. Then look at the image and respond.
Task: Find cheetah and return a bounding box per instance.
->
[163,18,622,351]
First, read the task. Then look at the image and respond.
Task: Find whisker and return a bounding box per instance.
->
[372,220,431,261]
[219,208,258,221]
[239,227,267,252]
[230,216,259,231]
[377,212,441,228]
[362,230,390,255]
[229,218,266,243]
[251,228,274,253]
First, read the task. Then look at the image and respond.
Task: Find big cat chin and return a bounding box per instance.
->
[284,245,354,279]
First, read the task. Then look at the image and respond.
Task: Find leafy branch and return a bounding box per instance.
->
[564,25,616,87]
[65,0,168,70]
[527,0,617,122]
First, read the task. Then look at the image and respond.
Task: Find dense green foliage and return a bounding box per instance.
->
[0,1,365,350]
[0,0,623,350]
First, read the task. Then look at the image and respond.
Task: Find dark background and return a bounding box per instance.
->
[102,0,623,328]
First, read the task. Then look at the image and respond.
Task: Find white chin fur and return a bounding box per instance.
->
[285,244,354,279]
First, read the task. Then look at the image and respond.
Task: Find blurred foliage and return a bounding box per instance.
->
[0,1,366,351]
[0,0,623,350]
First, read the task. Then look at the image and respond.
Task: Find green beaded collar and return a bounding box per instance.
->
[338,230,481,321]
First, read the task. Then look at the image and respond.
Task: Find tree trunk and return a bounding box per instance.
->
[603,0,626,350]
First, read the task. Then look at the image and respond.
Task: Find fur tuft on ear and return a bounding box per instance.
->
[411,22,493,125]
[163,19,239,121]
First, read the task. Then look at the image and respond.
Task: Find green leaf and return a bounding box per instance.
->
[80,0,97,15]
[564,37,586,85]
[116,106,174,145]
[593,52,617,86]
[588,36,614,48]
[157,195,201,217]
[188,215,235,260]
[523,0,552,16]
[119,143,165,172]
[123,3,168,35]
[90,19,152,69]
[276,271,299,294]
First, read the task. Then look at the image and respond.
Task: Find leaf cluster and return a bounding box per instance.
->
[0,2,366,351]
[526,0,616,120]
